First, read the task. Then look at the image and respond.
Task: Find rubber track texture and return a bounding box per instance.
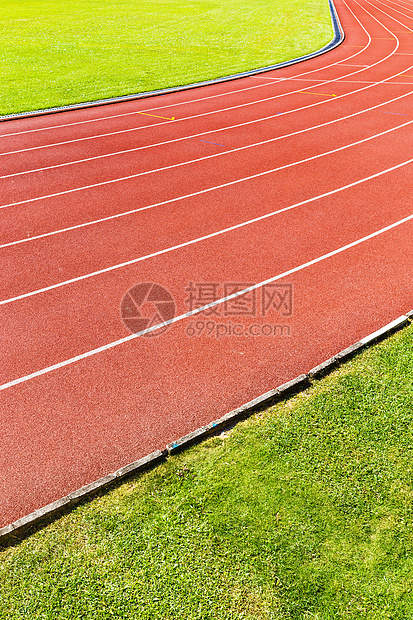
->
[0,0,412,540]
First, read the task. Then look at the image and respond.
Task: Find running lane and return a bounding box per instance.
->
[1,0,413,530]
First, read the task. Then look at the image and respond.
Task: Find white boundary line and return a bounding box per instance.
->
[1,207,413,392]
[1,155,412,306]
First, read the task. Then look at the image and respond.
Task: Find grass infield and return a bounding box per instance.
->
[1,324,413,618]
[1,0,333,115]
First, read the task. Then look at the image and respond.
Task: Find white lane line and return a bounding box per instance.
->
[1,208,412,392]
[385,0,413,10]
[1,77,411,213]
[1,103,412,249]
[1,156,412,306]
[2,72,412,184]
[374,0,413,20]
[365,0,413,29]
[343,79,413,82]
[364,0,413,26]
[271,77,412,82]
[300,79,413,83]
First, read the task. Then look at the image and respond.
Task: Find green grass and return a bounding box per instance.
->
[0,0,333,115]
[1,324,413,618]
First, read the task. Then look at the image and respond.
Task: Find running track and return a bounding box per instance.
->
[1,0,412,531]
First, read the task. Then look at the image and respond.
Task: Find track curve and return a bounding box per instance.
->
[0,0,412,531]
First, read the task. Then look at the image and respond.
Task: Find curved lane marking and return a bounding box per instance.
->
[1,203,412,392]
[1,101,412,248]
[1,153,412,305]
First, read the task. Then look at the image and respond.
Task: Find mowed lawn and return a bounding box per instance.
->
[0,0,333,115]
[1,324,413,619]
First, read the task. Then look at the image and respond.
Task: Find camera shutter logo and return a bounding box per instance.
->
[121,283,175,337]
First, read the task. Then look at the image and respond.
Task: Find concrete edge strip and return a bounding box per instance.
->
[1,309,411,548]
[0,0,344,122]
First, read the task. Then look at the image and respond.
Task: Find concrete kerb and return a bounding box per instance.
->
[308,355,338,379]
[1,311,412,549]
[166,388,281,455]
[308,341,365,380]
[0,0,344,122]
[359,315,410,345]
[0,451,165,549]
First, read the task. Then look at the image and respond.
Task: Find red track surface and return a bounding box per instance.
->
[1,0,412,529]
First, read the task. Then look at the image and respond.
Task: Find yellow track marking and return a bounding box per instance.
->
[137,112,175,120]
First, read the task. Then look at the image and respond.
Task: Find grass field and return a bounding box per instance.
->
[1,324,413,619]
[0,0,333,115]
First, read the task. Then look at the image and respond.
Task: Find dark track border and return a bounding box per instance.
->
[0,0,344,122]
